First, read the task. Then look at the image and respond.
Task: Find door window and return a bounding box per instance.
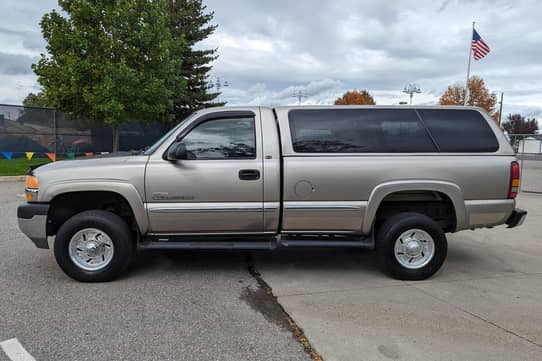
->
[181,117,256,159]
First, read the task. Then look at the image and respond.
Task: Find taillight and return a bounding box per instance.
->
[508,161,520,199]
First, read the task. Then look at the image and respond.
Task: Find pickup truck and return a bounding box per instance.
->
[17,105,527,282]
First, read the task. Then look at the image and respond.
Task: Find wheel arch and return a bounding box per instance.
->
[363,180,466,234]
[43,181,149,235]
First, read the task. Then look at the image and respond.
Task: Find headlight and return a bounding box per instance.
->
[25,175,39,202]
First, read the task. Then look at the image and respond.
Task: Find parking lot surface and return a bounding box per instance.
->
[1,181,542,361]
[256,192,542,361]
[0,182,310,361]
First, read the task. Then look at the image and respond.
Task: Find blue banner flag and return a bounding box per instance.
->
[1,151,13,160]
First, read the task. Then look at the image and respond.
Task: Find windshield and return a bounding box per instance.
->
[143,115,194,155]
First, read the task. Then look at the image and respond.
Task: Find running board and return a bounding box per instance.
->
[138,241,277,250]
[278,239,373,248]
[139,235,373,251]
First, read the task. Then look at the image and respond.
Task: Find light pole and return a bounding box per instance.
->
[402,84,421,105]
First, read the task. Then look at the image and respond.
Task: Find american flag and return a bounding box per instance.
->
[472,29,490,60]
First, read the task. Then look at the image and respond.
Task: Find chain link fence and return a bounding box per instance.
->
[0,104,168,157]
[508,134,542,193]
[1,103,540,194]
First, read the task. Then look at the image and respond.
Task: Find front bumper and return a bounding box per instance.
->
[17,203,50,249]
[506,208,527,228]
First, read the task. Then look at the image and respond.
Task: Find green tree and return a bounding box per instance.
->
[503,114,538,135]
[33,0,183,151]
[166,0,223,123]
[22,92,48,108]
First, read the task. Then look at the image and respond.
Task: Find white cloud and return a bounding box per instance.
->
[0,0,540,120]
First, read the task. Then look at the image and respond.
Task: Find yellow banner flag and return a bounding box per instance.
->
[25,152,34,160]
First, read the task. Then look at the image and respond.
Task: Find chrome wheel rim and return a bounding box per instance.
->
[394,229,435,269]
[68,228,114,271]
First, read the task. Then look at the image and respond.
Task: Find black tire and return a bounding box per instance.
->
[54,210,134,282]
[376,212,447,281]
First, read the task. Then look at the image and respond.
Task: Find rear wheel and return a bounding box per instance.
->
[54,210,134,282]
[376,212,447,280]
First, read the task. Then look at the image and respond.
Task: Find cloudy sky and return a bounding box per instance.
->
[1,0,541,119]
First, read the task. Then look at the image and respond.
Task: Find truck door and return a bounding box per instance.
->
[145,110,264,234]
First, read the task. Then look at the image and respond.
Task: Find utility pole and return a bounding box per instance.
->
[292,90,308,105]
[402,84,421,105]
[498,92,504,126]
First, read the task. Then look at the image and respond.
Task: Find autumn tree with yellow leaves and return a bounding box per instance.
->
[439,76,499,122]
[334,89,376,105]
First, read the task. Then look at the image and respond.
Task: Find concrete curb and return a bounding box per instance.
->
[0,175,25,182]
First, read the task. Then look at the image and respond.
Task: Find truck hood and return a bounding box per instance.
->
[34,155,143,174]
[32,155,149,202]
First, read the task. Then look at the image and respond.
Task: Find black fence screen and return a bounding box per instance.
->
[0,104,169,157]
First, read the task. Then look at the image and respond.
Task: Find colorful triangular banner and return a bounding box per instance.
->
[25,152,34,160]
[46,153,56,162]
[66,152,75,159]
[1,151,13,160]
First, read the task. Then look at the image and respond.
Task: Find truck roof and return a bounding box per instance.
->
[273,105,486,112]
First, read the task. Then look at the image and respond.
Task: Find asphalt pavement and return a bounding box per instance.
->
[2,180,542,361]
[0,182,310,361]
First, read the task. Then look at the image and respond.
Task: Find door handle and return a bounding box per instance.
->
[239,169,260,181]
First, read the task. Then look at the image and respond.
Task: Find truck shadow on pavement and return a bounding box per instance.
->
[127,248,381,277]
[125,238,515,283]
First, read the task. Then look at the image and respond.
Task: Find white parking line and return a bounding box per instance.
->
[0,339,36,361]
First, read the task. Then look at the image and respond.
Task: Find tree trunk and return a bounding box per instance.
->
[112,126,120,152]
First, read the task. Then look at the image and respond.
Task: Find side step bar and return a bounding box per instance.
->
[139,241,277,251]
[139,236,374,251]
[279,239,373,248]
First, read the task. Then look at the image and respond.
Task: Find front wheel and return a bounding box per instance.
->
[54,210,134,282]
[376,212,447,280]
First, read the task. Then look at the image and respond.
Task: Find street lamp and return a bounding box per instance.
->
[402,84,421,105]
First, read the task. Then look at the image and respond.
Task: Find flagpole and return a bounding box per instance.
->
[464,21,475,106]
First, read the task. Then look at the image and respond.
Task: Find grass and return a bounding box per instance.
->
[0,157,65,176]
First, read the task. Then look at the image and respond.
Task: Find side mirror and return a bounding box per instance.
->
[166,142,188,161]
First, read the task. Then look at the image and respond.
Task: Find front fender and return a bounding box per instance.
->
[40,180,149,235]
[362,180,466,234]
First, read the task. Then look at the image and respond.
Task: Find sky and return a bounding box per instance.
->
[1,0,541,120]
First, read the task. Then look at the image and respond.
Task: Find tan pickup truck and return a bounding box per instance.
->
[17,106,526,282]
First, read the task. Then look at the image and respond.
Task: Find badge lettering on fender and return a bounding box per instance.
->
[152,192,195,200]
